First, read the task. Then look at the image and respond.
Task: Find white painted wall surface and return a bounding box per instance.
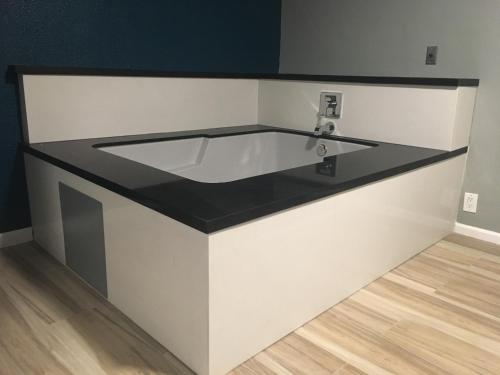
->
[21,75,476,151]
[258,80,476,150]
[22,75,259,143]
[208,155,466,375]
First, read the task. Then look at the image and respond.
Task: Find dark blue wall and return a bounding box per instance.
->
[0,0,281,233]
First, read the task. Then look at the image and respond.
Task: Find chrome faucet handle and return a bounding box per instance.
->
[313,120,336,136]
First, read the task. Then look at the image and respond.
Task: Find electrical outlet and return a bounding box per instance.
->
[463,192,478,213]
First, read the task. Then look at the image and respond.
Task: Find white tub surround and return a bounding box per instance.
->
[208,154,466,374]
[18,68,477,151]
[18,68,477,375]
[258,80,477,150]
[25,153,467,375]
[24,155,209,370]
[20,75,258,143]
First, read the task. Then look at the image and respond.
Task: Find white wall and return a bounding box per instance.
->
[21,74,475,151]
[258,80,475,150]
[22,75,259,143]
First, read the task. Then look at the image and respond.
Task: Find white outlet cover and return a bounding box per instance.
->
[463,192,479,213]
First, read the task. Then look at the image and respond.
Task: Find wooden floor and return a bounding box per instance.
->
[1,235,500,374]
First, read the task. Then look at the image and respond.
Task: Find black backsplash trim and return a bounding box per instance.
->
[13,65,479,87]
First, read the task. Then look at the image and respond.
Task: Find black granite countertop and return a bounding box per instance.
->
[23,125,467,233]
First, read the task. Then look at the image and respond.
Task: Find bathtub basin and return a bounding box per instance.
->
[98,131,372,183]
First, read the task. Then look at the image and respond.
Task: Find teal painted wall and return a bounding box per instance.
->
[0,0,281,232]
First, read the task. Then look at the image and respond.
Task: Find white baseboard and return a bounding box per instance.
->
[454,222,500,245]
[0,227,33,248]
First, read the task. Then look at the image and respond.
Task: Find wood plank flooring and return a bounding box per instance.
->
[0,242,193,375]
[1,235,500,374]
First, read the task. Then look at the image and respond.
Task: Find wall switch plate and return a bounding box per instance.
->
[426,46,438,65]
[463,192,479,213]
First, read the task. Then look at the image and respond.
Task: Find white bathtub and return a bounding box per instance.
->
[24,126,467,375]
[98,131,371,183]
[24,152,466,375]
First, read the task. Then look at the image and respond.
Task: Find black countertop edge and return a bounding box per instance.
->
[203,146,468,233]
[11,65,479,87]
[23,145,210,231]
[23,143,468,234]
[92,127,378,149]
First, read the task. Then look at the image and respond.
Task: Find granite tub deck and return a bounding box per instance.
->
[24,125,468,375]
[24,125,467,233]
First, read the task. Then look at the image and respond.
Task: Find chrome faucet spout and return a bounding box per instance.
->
[314,121,336,136]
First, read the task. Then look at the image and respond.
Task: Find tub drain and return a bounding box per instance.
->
[317,144,327,157]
